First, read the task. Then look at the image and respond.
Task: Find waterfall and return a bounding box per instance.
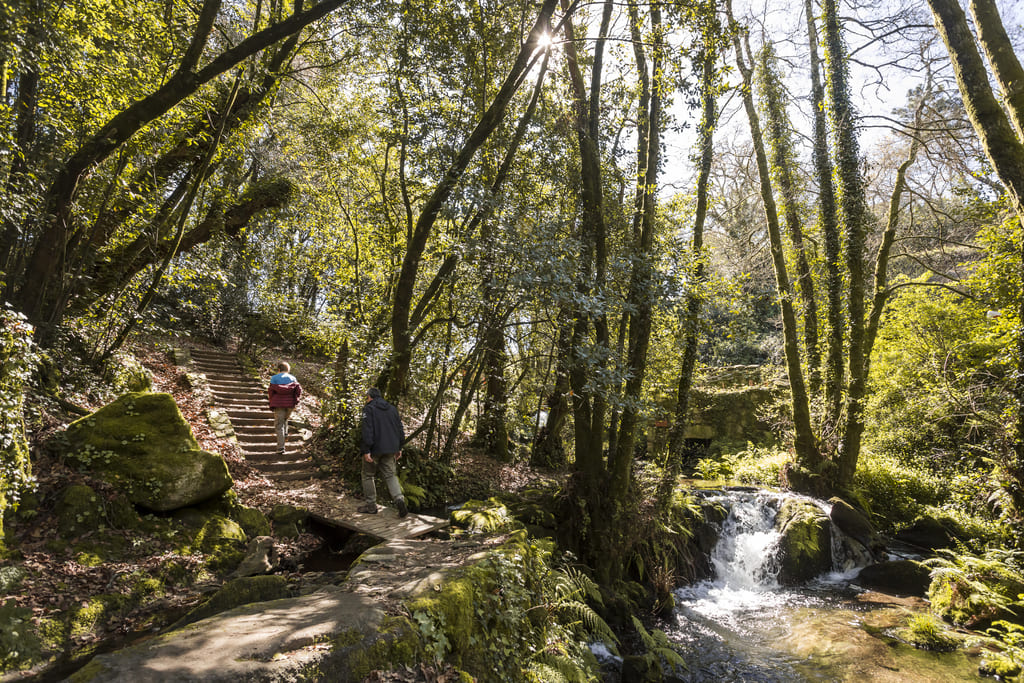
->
[707,490,785,591]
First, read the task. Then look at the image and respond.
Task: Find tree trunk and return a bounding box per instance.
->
[927,0,1024,503]
[805,0,844,428]
[610,1,663,501]
[729,7,820,473]
[758,44,821,394]
[14,0,350,333]
[667,46,716,474]
[386,0,561,397]
[823,0,871,488]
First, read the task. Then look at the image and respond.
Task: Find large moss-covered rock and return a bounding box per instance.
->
[774,498,832,585]
[62,392,232,512]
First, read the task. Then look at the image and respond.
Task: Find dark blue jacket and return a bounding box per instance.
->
[361,398,405,455]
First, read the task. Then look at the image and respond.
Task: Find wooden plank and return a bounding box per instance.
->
[306,493,448,541]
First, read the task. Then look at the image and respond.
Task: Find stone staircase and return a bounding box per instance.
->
[189,348,317,483]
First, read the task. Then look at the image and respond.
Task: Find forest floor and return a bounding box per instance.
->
[6,337,550,680]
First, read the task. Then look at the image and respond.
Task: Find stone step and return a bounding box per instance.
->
[230,417,274,427]
[242,443,293,454]
[192,358,241,368]
[207,383,262,392]
[212,391,263,402]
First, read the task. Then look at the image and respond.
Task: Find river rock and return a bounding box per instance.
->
[774,498,832,585]
[855,560,931,597]
[829,497,882,552]
[894,514,962,550]
[62,392,232,512]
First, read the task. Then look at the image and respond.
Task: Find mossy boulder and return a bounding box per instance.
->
[174,575,291,629]
[774,498,832,585]
[856,560,931,597]
[270,503,307,538]
[180,514,247,573]
[62,392,232,512]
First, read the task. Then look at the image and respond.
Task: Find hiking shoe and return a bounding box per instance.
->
[396,498,409,518]
[357,502,377,514]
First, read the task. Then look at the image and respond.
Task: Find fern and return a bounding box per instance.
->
[632,615,687,672]
[451,498,519,532]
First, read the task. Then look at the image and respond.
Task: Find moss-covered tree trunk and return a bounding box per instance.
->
[804,0,844,429]
[667,42,718,474]
[729,5,821,474]
[757,44,821,394]
[927,0,1024,505]
[823,0,871,488]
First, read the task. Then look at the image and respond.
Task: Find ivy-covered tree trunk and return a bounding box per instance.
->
[729,6,821,476]
[927,0,1024,505]
[804,0,844,428]
[0,309,38,550]
[823,0,872,488]
[757,44,821,393]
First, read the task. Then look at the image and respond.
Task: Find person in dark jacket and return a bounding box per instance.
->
[359,387,408,517]
[267,362,302,455]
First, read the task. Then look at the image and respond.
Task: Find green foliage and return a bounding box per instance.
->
[630,615,687,675]
[922,548,1024,627]
[0,306,38,545]
[851,452,947,531]
[407,537,609,682]
[451,499,520,533]
[730,444,789,486]
[975,621,1024,681]
[0,599,41,672]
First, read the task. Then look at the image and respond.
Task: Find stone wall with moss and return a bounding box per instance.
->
[0,307,38,550]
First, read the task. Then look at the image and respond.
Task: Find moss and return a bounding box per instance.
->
[896,614,961,652]
[347,616,421,679]
[232,505,272,538]
[270,504,308,526]
[56,484,106,538]
[176,575,290,628]
[774,498,832,584]
[62,392,232,512]
[66,658,109,682]
[979,654,1022,679]
[192,515,246,573]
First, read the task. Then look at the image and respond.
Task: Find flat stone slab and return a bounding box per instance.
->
[76,586,382,682]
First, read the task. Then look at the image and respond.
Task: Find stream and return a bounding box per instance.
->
[666,489,984,682]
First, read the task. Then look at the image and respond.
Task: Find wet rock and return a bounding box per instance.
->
[774,498,832,585]
[855,560,931,597]
[894,514,962,551]
[828,497,882,552]
[62,392,232,512]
